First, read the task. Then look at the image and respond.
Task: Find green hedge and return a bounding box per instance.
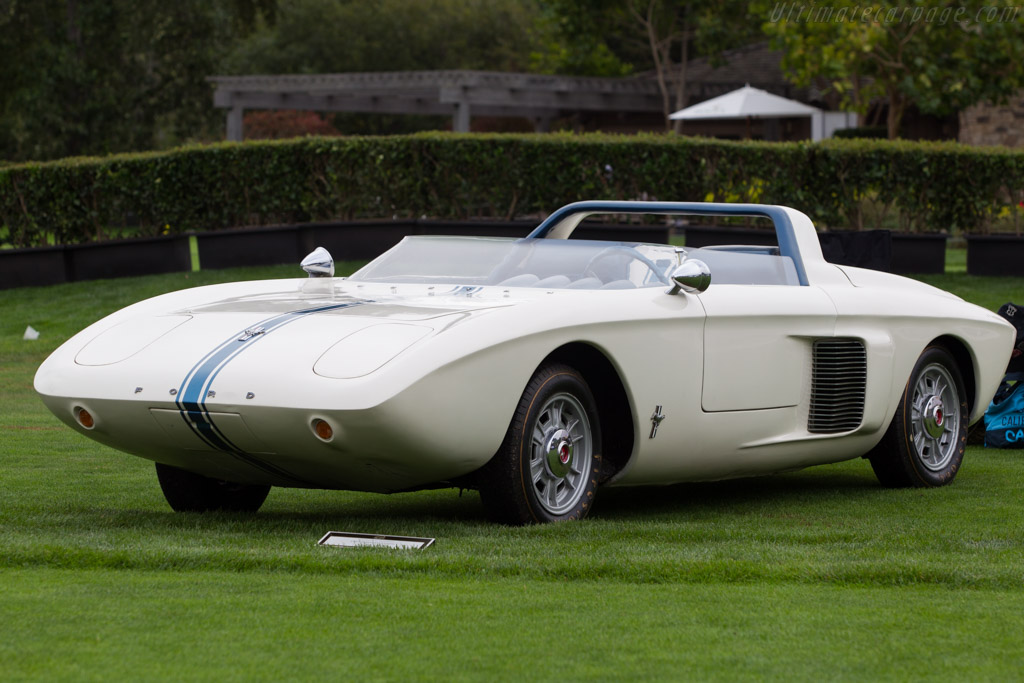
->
[1,133,1022,248]
[832,126,887,140]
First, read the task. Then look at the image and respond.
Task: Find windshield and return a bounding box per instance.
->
[349,236,681,290]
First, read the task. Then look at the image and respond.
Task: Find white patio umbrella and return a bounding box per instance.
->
[669,84,822,139]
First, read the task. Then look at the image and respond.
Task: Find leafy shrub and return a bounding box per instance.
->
[833,127,888,140]
[1,133,1021,247]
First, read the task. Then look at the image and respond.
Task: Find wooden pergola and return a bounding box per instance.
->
[209,70,664,139]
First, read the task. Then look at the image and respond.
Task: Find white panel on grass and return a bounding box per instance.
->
[317,531,434,550]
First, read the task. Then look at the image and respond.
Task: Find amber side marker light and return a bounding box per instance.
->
[76,407,95,429]
[312,419,333,441]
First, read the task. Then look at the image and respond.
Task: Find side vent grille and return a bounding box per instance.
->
[809,339,866,434]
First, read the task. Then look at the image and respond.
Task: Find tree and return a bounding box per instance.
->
[631,1,695,132]
[0,0,275,161]
[533,0,757,131]
[759,0,1024,138]
[629,1,748,133]
[528,0,637,77]
[0,0,555,158]
[222,0,543,75]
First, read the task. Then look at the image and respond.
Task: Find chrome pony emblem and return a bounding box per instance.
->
[649,405,666,439]
[238,326,266,342]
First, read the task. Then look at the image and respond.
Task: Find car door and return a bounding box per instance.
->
[697,284,837,412]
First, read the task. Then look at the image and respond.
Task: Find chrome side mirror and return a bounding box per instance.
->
[301,247,334,278]
[667,259,711,295]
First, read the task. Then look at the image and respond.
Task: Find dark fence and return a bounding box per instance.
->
[0,219,980,291]
[0,219,675,290]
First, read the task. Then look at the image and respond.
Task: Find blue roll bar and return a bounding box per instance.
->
[528,201,808,286]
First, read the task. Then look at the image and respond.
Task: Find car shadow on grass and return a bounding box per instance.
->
[73,491,488,535]
[69,466,885,532]
[273,467,881,526]
[591,468,883,522]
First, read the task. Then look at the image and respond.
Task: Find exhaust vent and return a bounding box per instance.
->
[809,339,866,434]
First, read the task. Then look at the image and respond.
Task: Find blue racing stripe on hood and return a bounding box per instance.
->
[175,300,368,484]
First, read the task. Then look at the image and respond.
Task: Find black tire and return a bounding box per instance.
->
[479,363,602,525]
[868,346,968,488]
[155,463,271,513]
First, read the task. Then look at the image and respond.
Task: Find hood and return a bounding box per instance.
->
[179,283,517,321]
[35,280,526,404]
[70,282,518,367]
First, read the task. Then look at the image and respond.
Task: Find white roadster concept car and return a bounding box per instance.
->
[35,202,1015,524]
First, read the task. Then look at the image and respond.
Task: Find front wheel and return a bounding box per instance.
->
[155,463,271,513]
[868,346,968,488]
[479,363,602,525]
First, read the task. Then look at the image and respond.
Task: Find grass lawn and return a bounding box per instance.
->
[3,253,1024,681]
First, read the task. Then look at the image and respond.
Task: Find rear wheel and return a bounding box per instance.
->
[479,363,602,525]
[868,346,968,488]
[155,463,271,513]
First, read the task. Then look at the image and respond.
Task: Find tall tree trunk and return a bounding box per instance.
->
[671,15,690,135]
[640,1,672,131]
[631,1,692,133]
[887,88,905,139]
[851,73,864,127]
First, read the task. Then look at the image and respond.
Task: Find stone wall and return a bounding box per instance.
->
[959,94,1024,147]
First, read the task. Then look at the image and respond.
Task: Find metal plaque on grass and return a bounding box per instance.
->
[317,531,435,550]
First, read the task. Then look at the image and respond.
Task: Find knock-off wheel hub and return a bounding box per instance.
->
[545,428,573,478]
[922,395,945,439]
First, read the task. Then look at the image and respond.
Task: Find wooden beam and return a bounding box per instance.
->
[226,107,243,142]
[209,70,666,139]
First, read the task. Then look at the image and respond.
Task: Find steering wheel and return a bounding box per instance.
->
[583,247,670,286]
